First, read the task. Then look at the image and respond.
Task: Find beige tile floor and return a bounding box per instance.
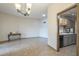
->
[0,37,76,56]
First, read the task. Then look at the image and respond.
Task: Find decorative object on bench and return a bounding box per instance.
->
[8,32,21,41]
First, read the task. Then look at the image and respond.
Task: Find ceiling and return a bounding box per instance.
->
[0,3,49,19]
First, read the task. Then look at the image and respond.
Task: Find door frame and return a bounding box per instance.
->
[57,4,77,53]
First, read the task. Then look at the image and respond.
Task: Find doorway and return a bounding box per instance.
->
[57,4,77,55]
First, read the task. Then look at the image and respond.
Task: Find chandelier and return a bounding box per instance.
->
[15,3,32,16]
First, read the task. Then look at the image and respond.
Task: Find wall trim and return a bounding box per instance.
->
[48,44,57,51]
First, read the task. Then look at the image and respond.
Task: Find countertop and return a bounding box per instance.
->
[59,33,76,35]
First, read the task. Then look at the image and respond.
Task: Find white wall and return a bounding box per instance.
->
[48,3,75,50]
[39,19,48,38]
[0,12,40,41]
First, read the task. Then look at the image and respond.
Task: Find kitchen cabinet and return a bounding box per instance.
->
[60,33,76,47]
[63,34,76,47]
[59,35,63,48]
[63,35,69,46]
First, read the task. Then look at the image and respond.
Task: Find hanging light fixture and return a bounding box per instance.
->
[15,3,32,16]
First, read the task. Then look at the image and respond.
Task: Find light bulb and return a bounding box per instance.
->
[28,11,31,15]
[26,3,32,10]
[42,14,46,17]
[15,3,21,10]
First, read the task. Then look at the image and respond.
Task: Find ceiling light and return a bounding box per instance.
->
[42,14,46,17]
[26,3,32,10]
[15,4,21,10]
[15,3,32,16]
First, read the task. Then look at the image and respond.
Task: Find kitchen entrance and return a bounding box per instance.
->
[57,5,77,55]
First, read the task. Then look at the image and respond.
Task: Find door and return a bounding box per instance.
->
[76,4,79,56]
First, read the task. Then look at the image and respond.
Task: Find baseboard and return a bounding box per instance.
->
[39,36,48,39]
[21,37,40,39]
[40,37,48,39]
[0,37,47,44]
[48,44,58,52]
[21,37,48,39]
[0,40,8,44]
